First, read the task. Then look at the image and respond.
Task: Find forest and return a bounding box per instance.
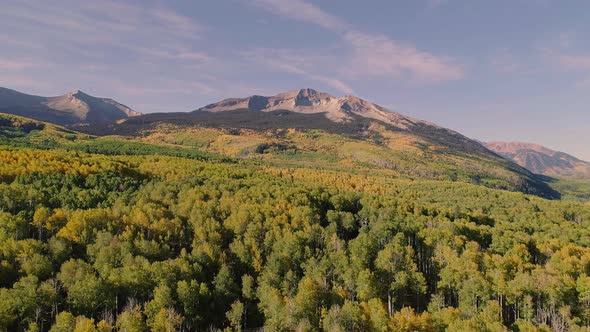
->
[2,116,590,331]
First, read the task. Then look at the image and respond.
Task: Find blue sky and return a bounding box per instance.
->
[1,0,590,159]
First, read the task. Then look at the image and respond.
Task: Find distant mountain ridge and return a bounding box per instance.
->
[485,141,590,178]
[0,87,140,125]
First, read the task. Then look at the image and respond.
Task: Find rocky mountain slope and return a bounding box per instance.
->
[0,87,140,125]
[200,88,420,129]
[485,141,590,178]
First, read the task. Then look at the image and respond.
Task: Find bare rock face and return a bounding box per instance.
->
[199,88,428,130]
[0,87,140,125]
[485,141,590,177]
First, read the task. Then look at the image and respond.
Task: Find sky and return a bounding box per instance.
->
[1,0,590,159]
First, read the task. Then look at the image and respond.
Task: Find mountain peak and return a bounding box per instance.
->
[69,89,87,97]
[0,87,140,125]
[486,141,556,157]
[298,87,320,95]
[273,88,334,106]
[199,88,425,130]
[276,88,328,97]
[485,141,590,177]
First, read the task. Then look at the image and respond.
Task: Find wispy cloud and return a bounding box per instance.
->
[149,8,203,36]
[129,47,211,63]
[0,34,40,49]
[1,0,204,60]
[4,1,203,39]
[554,53,590,89]
[486,50,537,75]
[0,58,46,71]
[343,32,464,82]
[111,78,217,97]
[243,48,355,94]
[249,0,464,84]
[0,74,53,91]
[275,62,355,95]
[0,0,214,108]
[557,54,590,71]
[252,0,346,31]
[427,0,448,9]
[539,32,590,73]
[542,43,590,88]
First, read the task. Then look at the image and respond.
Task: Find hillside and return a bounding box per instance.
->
[485,141,590,178]
[1,113,590,331]
[78,88,558,198]
[0,113,228,163]
[0,87,140,125]
[0,112,90,149]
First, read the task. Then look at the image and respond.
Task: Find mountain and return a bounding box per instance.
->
[200,88,419,129]
[75,88,558,198]
[93,88,504,155]
[0,87,140,125]
[485,141,590,178]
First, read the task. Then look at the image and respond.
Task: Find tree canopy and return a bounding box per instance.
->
[0,132,589,331]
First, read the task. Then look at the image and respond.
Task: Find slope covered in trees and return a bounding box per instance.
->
[78,120,558,199]
[1,115,590,331]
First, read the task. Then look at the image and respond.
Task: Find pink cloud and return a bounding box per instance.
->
[243,48,355,94]
[344,32,464,82]
[252,0,346,31]
[0,58,46,71]
[558,54,590,71]
[248,0,464,84]
[110,79,216,97]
